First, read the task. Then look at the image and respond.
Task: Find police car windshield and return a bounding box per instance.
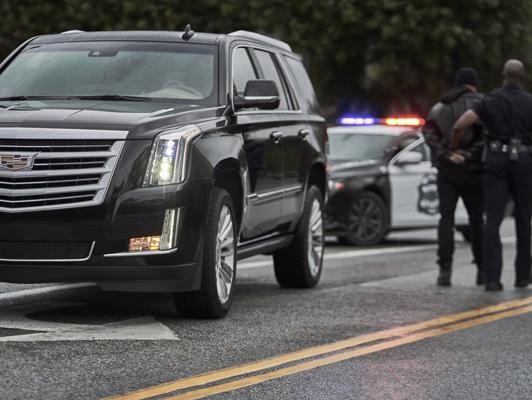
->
[0,41,218,106]
[329,133,395,161]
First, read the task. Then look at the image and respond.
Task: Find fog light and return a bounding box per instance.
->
[128,208,181,252]
[160,208,180,250]
[128,236,161,252]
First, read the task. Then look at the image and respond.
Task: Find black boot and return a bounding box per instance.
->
[437,266,452,286]
[485,282,503,291]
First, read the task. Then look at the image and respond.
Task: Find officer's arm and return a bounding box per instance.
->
[449,110,480,150]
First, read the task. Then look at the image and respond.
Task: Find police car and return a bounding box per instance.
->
[325,116,469,246]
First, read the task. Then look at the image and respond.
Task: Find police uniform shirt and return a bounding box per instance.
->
[472,82,532,142]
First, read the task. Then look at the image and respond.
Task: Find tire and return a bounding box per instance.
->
[273,186,324,288]
[174,188,237,319]
[340,191,387,246]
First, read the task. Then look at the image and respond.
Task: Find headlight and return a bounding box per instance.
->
[328,179,345,191]
[143,125,201,186]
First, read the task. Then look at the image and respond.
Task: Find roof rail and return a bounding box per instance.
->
[60,30,85,34]
[228,30,291,52]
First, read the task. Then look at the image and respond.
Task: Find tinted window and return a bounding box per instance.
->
[329,133,395,161]
[283,56,319,113]
[0,42,217,105]
[232,47,257,97]
[254,50,289,110]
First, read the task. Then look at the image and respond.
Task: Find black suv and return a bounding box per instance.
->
[0,30,327,318]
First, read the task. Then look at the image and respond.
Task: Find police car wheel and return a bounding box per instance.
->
[340,191,387,246]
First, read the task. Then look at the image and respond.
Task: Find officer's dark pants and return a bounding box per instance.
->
[484,152,532,284]
[437,169,484,273]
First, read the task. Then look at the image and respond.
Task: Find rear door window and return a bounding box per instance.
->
[253,50,290,110]
[282,56,320,114]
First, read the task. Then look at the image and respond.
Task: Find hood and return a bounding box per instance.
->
[0,100,221,138]
[439,86,474,105]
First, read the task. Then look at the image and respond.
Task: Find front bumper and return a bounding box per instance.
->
[0,178,212,292]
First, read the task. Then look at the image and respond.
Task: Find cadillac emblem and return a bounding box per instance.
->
[0,152,39,171]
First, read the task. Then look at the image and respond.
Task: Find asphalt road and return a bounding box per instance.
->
[0,221,531,400]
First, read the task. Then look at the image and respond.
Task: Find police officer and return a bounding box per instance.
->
[450,59,532,291]
[424,67,485,287]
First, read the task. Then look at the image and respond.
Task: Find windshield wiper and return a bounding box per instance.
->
[0,95,80,101]
[73,95,165,102]
[0,95,177,104]
[0,95,167,102]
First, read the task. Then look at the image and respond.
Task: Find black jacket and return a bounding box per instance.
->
[473,83,532,143]
[423,86,484,171]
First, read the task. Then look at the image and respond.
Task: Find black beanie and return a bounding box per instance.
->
[454,67,478,87]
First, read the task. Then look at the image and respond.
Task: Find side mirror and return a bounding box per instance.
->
[234,79,280,111]
[396,151,423,165]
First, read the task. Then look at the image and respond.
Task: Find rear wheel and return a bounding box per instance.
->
[174,188,236,319]
[273,186,324,288]
[339,191,387,246]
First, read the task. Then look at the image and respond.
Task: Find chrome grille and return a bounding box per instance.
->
[0,130,127,213]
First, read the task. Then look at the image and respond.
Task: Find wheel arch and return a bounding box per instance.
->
[307,162,327,201]
[212,159,244,231]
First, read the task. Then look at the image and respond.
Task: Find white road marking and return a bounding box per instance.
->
[238,244,436,270]
[0,282,97,305]
[238,236,517,270]
[0,303,178,342]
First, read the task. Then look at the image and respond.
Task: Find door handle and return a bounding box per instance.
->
[298,129,310,139]
[270,131,283,142]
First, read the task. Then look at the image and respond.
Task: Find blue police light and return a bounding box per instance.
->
[338,116,376,126]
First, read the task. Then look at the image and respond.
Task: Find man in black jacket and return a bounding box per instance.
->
[423,68,484,286]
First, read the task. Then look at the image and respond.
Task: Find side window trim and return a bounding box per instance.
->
[229,42,303,114]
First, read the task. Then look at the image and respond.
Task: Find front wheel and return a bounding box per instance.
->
[174,188,237,319]
[273,186,324,288]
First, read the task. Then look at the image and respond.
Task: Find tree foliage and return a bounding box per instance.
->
[1,0,532,118]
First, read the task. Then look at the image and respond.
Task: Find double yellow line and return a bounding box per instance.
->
[106,296,532,400]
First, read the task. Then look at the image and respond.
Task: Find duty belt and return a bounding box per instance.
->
[488,141,532,153]
[488,140,532,161]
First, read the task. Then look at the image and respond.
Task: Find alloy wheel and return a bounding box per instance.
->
[215,205,235,304]
[347,196,384,243]
[308,198,324,277]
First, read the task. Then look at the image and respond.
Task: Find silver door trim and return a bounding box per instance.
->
[247,184,303,205]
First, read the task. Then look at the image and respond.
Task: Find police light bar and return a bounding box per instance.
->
[338,116,376,125]
[384,117,425,127]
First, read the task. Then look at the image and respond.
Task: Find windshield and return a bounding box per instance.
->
[0,41,218,105]
[328,133,395,161]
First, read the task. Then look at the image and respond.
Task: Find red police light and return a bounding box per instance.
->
[384,117,425,127]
